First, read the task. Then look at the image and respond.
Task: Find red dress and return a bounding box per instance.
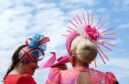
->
[4,74,36,84]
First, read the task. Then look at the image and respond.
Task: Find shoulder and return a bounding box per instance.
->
[4,74,20,84]
[90,69,118,83]
[17,74,36,84]
[88,68,105,75]
[4,74,36,84]
[46,68,61,84]
[89,68,116,78]
[50,68,60,74]
[105,72,118,83]
[48,68,61,79]
[106,72,116,78]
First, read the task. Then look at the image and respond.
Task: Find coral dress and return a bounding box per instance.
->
[46,67,117,84]
[4,74,36,84]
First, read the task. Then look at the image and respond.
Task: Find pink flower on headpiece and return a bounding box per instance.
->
[85,25,100,41]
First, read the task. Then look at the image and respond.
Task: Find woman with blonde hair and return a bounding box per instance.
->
[46,12,118,84]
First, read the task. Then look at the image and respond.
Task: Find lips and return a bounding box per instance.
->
[32,67,36,71]
[31,67,36,75]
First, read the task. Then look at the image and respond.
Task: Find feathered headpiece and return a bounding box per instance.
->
[39,52,70,69]
[18,34,50,62]
[64,12,116,66]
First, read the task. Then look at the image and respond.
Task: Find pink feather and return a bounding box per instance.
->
[38,52,56,69]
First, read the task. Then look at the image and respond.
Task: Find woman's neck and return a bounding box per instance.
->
[9,67,23,75]
[75,62,89,68]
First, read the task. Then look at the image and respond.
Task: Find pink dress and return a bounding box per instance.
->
[46,67,117,84]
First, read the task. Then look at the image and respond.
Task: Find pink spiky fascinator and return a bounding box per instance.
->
[64,12,116,66]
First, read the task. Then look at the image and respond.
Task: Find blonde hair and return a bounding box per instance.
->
[70,36,97,63]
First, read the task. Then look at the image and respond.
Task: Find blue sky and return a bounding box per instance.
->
[0,0,129,84]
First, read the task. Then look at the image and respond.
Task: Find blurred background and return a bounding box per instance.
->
[0,0,129,83]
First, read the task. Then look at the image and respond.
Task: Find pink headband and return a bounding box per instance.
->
[66,31,79,55]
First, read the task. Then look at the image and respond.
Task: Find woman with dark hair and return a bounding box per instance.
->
[3,34,49,84]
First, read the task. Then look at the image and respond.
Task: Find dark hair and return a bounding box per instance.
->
[3,45,26,81]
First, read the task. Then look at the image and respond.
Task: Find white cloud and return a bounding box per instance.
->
[108,58,129,79]
[108,58,129,69]
[109,0,129,12]
[0,50,13,73]
[122,0,129,6]
[118,23,129,29]
[110,38,123,45]
[59,0,99,12]
[0,0,67,75]
[0,0,13,10]
[60,0,97,5]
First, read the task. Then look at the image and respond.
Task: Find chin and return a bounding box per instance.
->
[28,72,34,75]
[31,72,34,75]
[32,71,35,75]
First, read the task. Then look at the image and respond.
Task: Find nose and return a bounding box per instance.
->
[34,62,39,69]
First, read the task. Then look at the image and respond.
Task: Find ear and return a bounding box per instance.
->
[70,56,75,67]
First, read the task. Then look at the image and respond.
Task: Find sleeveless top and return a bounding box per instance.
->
[46,67,117,84]
[4,74,36,84]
